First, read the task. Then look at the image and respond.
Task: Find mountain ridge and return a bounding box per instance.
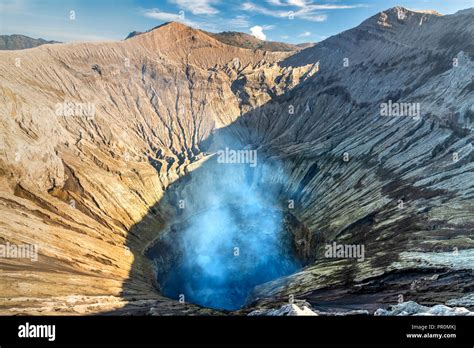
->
[125,22,315,52]
[0,34,60,50]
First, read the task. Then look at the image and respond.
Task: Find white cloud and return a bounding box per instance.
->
[229,15,250,29]
[266,0,286,5]
[250,25,266,40]
[298,31,311,37]
[262,24,275,30]
[141,11,248,32]
[298,12,327,22]
[143,8,199,27]
[242,2,327,22]
[267,0,364,9]
[169,0,219,15]
[246,1,367,22]
[287,0,308,7]
[267,0,311,6]
[242,2,283,17]
[302,4,365,10]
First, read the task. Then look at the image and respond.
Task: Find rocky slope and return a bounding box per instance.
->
[0,34,60,50]
[236,6,474,313]
[0,7,473,315]
[0,22,316,314]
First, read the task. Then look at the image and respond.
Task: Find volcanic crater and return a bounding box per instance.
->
[0,7,473,315]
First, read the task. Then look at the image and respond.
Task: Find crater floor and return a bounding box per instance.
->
[149,205,301,310]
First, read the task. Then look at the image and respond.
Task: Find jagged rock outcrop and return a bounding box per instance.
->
[375,300,473,316]
[248,300,369,316]
[0,7,473,315]
[248,300,318,316]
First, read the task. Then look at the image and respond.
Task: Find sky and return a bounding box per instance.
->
[0,0,473,44]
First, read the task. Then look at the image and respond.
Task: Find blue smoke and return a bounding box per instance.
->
[158,159,301,310]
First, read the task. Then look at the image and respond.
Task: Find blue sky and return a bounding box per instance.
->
[0,0,473,43]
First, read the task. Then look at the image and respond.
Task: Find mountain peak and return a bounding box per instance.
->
[125,21,192,40]
[386,6,442,17]
[122,21,289,69]
[162,21,189,28]
[363,6,442,29]
[151,21,191,32]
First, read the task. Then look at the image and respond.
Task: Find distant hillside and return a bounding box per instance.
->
[208,31,313,52]
[0,34,60,50]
